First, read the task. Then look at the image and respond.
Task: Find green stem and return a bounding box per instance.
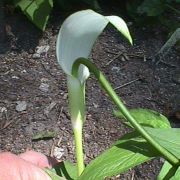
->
[67,76,85,175]
[74,125,85,176]
[165,4,180,15]
[72,57,180,166]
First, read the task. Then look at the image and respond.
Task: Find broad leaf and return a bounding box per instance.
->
[81,0,100,10]
[15,0,53,31]
[145,128,180,159]
[137,0,166,16]
[55,0,73,10]
[158,161,179,180]
[126,0,142,19]
[44,168,66,180]
[50,161,78,180]
[78,132,158,180]
[172,167,180,179]
[56,0,100,10]
[114,108,171,129]
[56,9,132,84]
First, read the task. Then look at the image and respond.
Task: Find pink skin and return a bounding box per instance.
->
[0,150,58,180]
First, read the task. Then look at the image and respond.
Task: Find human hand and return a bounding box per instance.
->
[0,150,58,180]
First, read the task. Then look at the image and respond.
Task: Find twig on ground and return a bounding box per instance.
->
[44,101,57,117]
[105,52,151,66]
[157,60,177,68]
[50,139,56,157]
[57,136,62,147]
[1,114,22,130]
[128,54,150,61]
[114,78,140,90]
[49,107,64,156]
[0,108,13,130]
[131,171,135,180]
[41,61,56,78]
[1,120,14,130]
[57,106,63,121]
[146,85,152,99]
[105,52,123,66]
[103,49,120,55]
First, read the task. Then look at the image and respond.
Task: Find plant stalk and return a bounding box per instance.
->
[72,58,180,166]
[67,76,85,176]
[74,125,85,176]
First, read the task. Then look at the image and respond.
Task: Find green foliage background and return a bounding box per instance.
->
[5,0,179,31]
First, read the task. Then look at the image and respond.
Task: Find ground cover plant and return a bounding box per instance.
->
[5,0,179,32]
[42,10,180,180]
[6,0,99,30]
[126,0,180,35]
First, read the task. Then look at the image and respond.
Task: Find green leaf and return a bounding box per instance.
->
[158,161,180,180]
[44,168,66,180]
[126,0,142,20]
[114,108,171,129]
[145,127,180,159]
[172,167,180,179]
[158,161,172,180]
[137,0,166,16]
[16,0,53,31]
[12,0,19,5]
[55,0,74,10]
[78,132,158,180]
[50,161,78,180]
[56,0,100,10]
[32,131,57,140]
[158,161,178,180]
[56,10,132,83]
[81,0,100,10]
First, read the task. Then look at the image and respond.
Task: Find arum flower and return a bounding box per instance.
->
[56,9,132,176]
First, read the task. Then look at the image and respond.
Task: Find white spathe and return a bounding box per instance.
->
[56,9,132,84]
[56,10,132,173]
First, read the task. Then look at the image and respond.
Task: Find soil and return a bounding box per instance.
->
[0,6,180,180]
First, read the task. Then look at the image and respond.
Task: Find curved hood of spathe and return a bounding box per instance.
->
[56,10,132,84]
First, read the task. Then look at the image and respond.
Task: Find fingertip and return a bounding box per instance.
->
[19,150,58,168]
